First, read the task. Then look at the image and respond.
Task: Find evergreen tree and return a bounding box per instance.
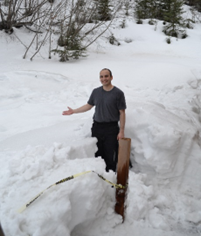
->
[185,0,201,11]
[194,0,201,12]
[134,0,160,24]
[134,0,189,40]
[154,0,166,20]
[162,0,186,38]
[134,0,149,23]
[96,0,112,21]
[53,23,86,62]
[147,0,158,24]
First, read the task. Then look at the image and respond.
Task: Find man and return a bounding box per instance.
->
[62,68,126,172]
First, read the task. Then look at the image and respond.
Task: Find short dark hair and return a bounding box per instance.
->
[101,68,113,77]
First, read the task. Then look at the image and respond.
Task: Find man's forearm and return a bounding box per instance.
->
[117,110,126,140]
[119,110,126,132]
[73,104,93,114]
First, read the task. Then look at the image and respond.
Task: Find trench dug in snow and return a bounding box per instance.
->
[1,71,201,235]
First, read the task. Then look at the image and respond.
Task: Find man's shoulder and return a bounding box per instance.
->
[113,86,124,94]
[95,86,102,90]
[92,86,102,93]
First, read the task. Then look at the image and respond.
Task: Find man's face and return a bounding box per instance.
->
[100,70,113,86]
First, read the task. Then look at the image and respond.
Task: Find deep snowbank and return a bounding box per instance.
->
[0,141,118,235]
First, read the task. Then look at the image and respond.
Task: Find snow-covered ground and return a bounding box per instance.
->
[1,10,201,236]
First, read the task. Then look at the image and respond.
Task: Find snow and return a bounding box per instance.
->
[1,11,201,236]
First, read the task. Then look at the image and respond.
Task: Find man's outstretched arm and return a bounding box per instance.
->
[62,104,93,115]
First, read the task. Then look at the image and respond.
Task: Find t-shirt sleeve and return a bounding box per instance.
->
[117,91,127,110]
[87,89,95,106]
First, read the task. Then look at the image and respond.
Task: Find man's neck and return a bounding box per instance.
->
[103,84,114,91]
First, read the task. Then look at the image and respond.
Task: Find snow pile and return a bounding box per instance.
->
[1,141,117,236]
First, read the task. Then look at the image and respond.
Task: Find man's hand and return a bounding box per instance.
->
[62,107,74,115]
[117,130,124,140]
[63,104,93,116]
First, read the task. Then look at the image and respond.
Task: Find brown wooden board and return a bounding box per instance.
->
[115,138,131,221]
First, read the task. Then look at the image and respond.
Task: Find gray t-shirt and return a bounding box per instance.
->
[87,86,126,122]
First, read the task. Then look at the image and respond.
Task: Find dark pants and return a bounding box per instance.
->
[92,121,119,172]
[0,224,4,236]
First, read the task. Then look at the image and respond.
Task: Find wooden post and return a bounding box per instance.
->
[115,138,131,221]
[0,223,4,236]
